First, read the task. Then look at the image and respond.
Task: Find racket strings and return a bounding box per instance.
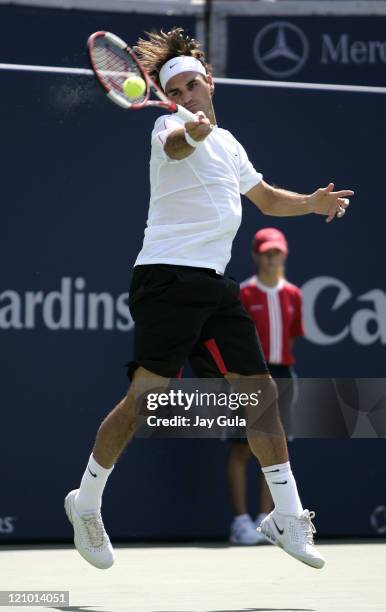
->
[88,32,177,111]
[93,42,146,102]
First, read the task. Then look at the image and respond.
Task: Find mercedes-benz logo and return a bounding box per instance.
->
[253,21,309,78]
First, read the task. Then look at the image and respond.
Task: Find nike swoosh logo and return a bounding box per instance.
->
[265,468,280,473]
[272,480,288,485]
[169,63,178,69]
[88,466,97,478]
[273,518,284,535]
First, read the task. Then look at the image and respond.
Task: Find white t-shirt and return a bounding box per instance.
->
[134,114,262,274]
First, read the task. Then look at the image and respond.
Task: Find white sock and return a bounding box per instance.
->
[262,461,303,516]
[74,454,114,514]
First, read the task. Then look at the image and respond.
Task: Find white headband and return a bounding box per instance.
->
[159,56,207,91]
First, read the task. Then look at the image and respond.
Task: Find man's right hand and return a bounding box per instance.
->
[185,111,213,143]
[164,112,214,160]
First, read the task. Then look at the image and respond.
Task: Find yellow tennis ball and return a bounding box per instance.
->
[122,76,146,98]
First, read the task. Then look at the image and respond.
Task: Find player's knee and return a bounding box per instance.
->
[131,366,170,389]
[229,374,280,435]
[124,366,171,431]
[260,374,279,406]
[226,372,278,407]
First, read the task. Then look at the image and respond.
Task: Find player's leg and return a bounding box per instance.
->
[65,264,222,569]
[225,372,323,568]
[255,366,297,531]
[75,365,169,510]
[189,343,260,544]
[65,365,170,570]
[192,275,324,567]
[91,366,169,469]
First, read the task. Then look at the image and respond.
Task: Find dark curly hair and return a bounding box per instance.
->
[135,27,212,88]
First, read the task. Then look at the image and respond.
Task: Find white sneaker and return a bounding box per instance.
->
[258,509,325,569]
[64,489,114,569]
[230,514,261,545]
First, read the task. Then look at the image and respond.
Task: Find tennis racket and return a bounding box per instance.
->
[88,31,195,122]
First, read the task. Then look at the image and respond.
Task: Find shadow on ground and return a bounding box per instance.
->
[52,607,112,612]
[51,607,314,612]
[154,608,314,612]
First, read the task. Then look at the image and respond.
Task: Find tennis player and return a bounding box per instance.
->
[228,228,303,545]
[64,28,353,570]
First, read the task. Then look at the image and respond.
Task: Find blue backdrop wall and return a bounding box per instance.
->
[227,15,386,86]
[1,6,385,541]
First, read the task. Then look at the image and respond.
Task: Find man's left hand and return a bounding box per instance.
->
[309,183,354,223]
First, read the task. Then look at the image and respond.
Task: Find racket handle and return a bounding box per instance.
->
[175,105,196,122]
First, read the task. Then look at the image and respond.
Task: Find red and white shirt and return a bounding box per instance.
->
[240,276,304,366]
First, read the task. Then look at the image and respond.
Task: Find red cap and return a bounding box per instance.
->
[253,227,288,255]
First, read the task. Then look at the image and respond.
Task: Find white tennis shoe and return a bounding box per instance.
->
[258,508,325,569]
[64,489,114,569]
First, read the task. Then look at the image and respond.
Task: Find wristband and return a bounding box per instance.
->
[184,128,200,148]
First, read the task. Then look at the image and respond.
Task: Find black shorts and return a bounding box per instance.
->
[127,264,268,380]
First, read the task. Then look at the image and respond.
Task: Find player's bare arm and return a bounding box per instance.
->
[246,180,354,222]
[164,112,213,160]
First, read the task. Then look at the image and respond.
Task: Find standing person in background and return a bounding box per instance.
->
[229,228,304,545]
